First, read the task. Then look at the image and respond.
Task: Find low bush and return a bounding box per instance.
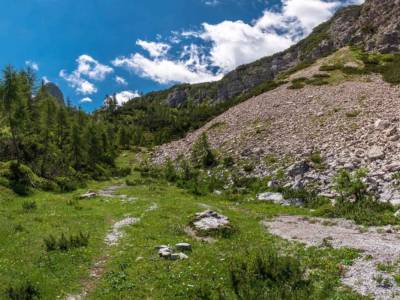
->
[317,196,396,226]
[55,177,79,192]
[112,166,131,177]
[6,281,40,300]
[22,200,37,211]
[44,231,89,252]
[316,169,397,225]
[288,78,307,89]
[228,250,313,299]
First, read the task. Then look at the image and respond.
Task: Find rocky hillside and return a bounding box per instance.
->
[122,0,399,109]
[154,48,400,205]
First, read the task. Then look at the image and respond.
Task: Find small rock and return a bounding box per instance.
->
[287,161,310,177]
[257,192,284,203]
[367,146,385,161]
[158,247,172,258]
[385,126,397,137]
[176,243,192,251]
[385,162,400,172]
[155,245,170,250]
[374,119,390,130]
[267,180,279,189]
[80,192,97,199]
[170,252,189,260]
[344,61,359,68]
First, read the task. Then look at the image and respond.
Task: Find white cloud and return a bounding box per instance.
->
[203,0,220,6]
[80,97,93,103]
[113,0,364,84]
[113,50,222,84]
[25,60,39,71]
[42,76,50,84]
[76,55,113,80]
[199,0,365,72]
[114,90,140,105]
[60,70,97,94]
[136,40,171,58]
[60,54,113,95]
[115,76,128,85]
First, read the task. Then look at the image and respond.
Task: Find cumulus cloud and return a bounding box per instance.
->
[112,44,222,84]
[60,70,97,94]
[25,60,39,71]
[136,40,171,58]
[80,97,93,103]
[114,90,140,105]
[115,76,128,85]
[60,55,113,95]
[113,0,364,84]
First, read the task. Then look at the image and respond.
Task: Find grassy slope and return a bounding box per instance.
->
[0,152,363,299]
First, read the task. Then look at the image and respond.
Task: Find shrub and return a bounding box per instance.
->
[44,235,57,251]
[22,200,37,211]
[223,156,235,168]
[55,177,79,192]
[113,167,131,177]
[6,281,40,300]
[163,159,178,182]
[229,250,313,299]
[191,133,217,168]
[319,64,341,72]
[7,162,36,195]
[44,231,89,252]
[243,162,255,173]
[309,151,322,165]
[288,78,307,89]
[334,169,368,202]
[318,196,396,226]
[315,169,398,225]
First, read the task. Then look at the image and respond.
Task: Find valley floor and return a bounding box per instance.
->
[1,152,398,299]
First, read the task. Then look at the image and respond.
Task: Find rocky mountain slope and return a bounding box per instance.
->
[154,48,400,205]
[122,0,399,109]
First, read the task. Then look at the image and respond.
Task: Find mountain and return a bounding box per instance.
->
[152,0,400,207]
[43,82,65,105]
[121,0,399,109]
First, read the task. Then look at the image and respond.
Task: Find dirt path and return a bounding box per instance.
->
[263,216,400,299]
[97,184,137,203]
[66,185,157,300]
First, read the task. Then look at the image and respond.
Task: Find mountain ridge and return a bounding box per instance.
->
[120,0,399,110]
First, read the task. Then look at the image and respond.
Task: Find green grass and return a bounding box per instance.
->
[0,153,367,299]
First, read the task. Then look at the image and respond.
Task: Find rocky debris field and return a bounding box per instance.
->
[264,216,400,299]
[154,71,400,204]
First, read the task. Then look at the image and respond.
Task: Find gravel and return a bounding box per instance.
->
[263,216,400,299]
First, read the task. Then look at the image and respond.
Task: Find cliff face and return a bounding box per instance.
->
[122,0,400,109]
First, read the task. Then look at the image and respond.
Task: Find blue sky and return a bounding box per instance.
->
[0,0,363,110]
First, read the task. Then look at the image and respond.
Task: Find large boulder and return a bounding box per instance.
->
[192,210,230,232]
[287,161,311,177]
